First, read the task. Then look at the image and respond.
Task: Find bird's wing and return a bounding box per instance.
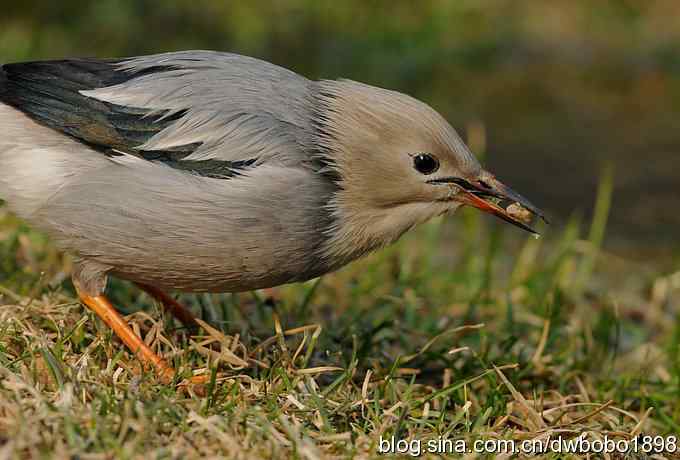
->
[0,51,315,177]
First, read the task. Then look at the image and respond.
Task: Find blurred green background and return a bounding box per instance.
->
[2,0,680,261]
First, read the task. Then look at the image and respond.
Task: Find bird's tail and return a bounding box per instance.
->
[0,64,7,95]
[0,65,9,198]
[0,68,102,220]
[0,65,38,215]
[0,67,15,206]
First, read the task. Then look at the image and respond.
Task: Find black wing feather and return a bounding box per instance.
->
[0,58,248,179]
[0,59,185,151]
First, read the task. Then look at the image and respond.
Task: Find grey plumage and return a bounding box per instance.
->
[82,52,316,165]
[0,50,543,298]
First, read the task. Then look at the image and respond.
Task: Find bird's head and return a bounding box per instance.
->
[314,80,546,262]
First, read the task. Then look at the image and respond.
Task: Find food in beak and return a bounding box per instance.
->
[505,202,532,224]
[428,175,548,234]
[459,190,542,234]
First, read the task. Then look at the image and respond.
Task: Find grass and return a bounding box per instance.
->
[0,176,679,459]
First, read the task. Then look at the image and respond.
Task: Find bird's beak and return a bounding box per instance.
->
[428,173,548,234]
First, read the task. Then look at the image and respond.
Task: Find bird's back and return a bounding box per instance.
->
[0,52,339,293]
[0,52,316,162]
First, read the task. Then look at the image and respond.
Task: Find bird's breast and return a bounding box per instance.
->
[36,159,339,292]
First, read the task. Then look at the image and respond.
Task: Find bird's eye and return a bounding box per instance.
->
[413,153,439,175]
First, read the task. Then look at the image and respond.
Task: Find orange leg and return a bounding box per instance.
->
[77,289,176,383]
[134,282,198,328]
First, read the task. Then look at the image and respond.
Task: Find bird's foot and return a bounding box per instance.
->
[77,286,236,390]
[76,290,178,383]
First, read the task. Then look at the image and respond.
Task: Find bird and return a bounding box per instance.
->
[0,51,546,382]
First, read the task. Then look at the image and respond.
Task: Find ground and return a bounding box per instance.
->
[0,179,678,459]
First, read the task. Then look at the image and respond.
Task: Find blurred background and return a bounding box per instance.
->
[2,2,680,448]
[2,0,679,264]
